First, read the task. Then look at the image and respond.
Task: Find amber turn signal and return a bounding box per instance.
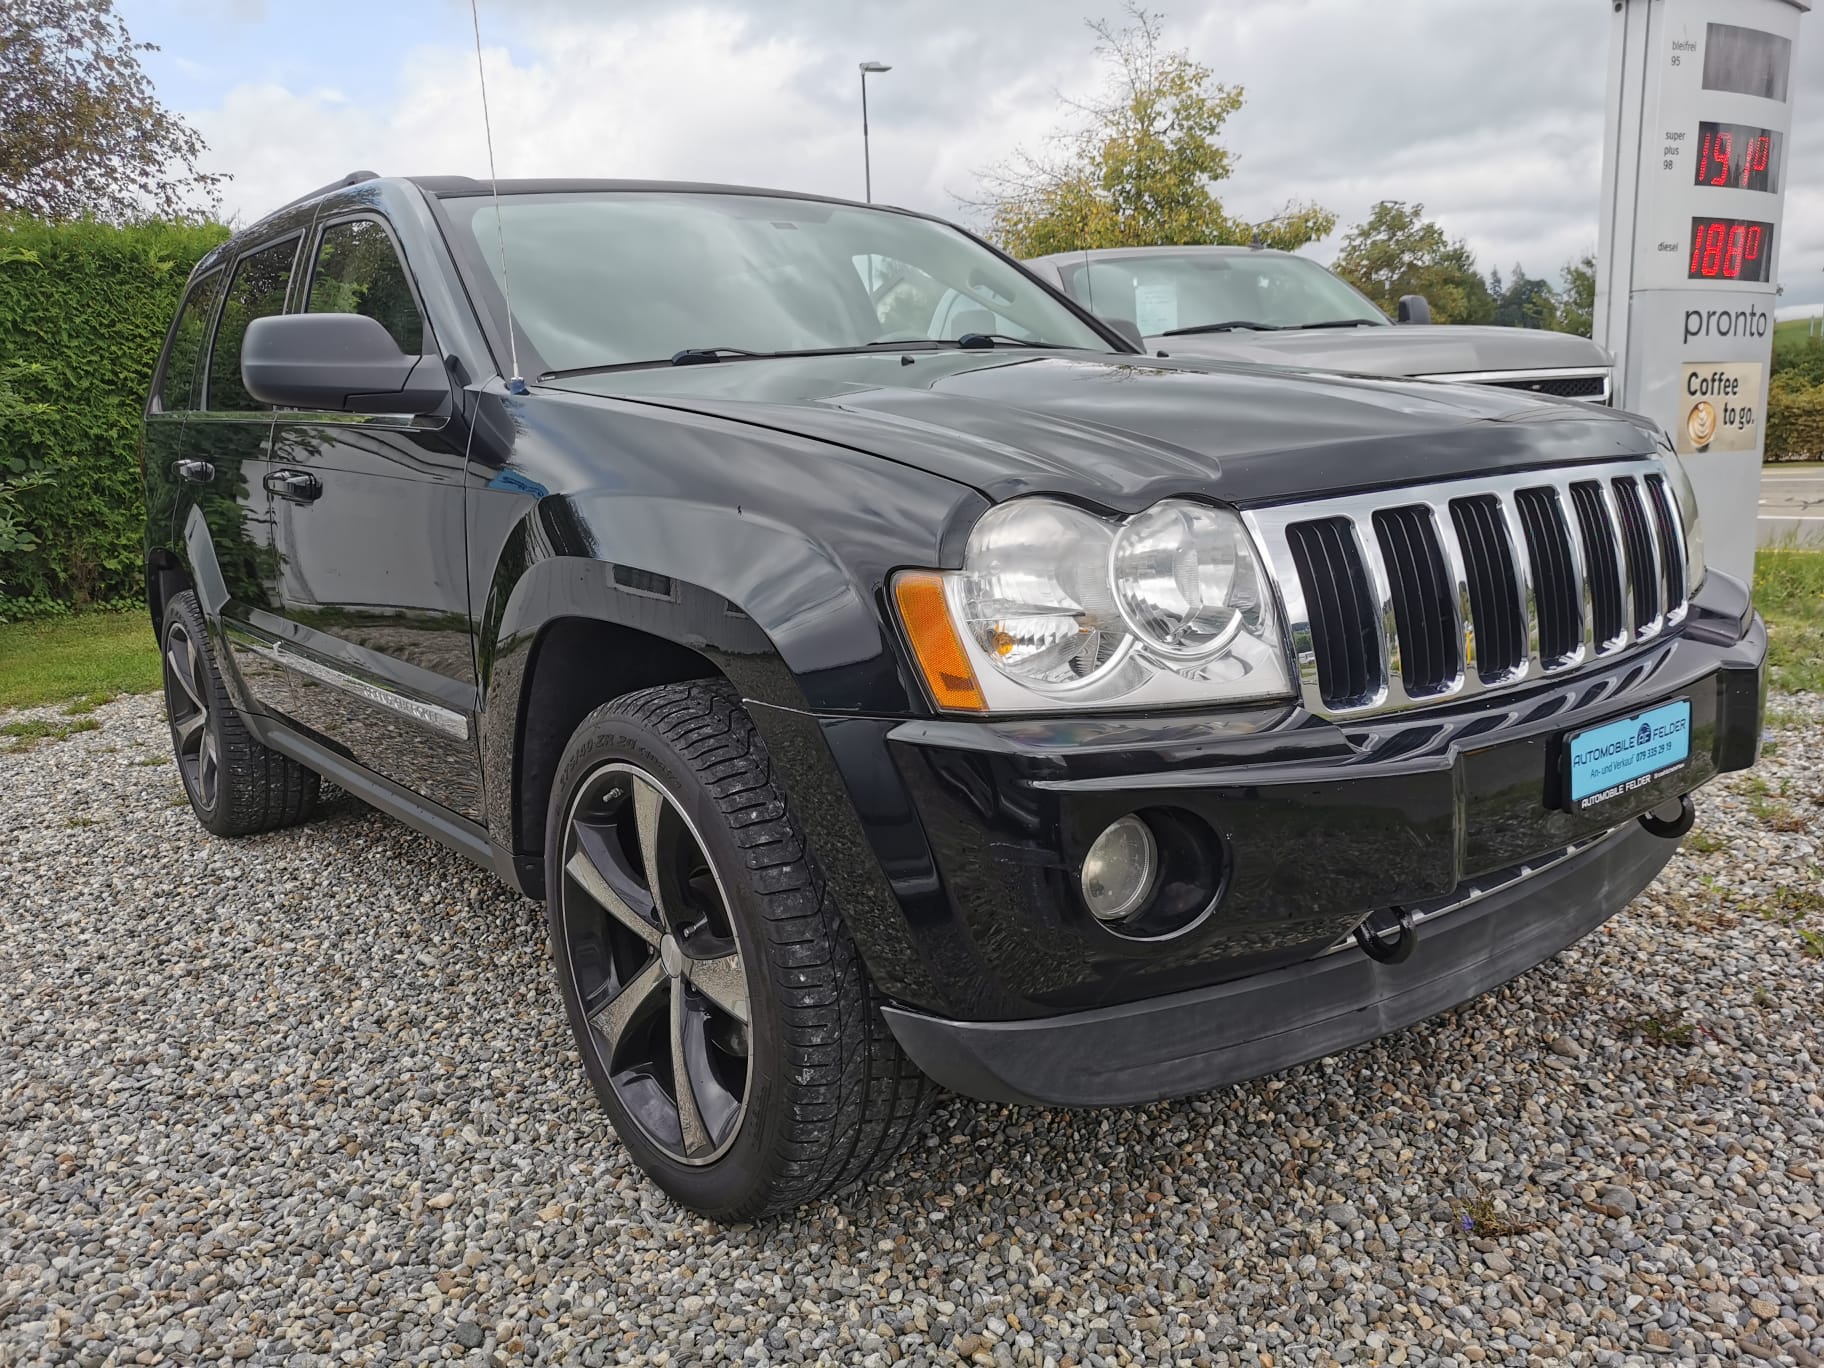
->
[892,571,987,713]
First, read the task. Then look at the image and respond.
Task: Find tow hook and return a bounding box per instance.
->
[1355,906,1417,964]
[1639,794,1696,840]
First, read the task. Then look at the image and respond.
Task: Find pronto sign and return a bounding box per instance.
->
[1596,0,1808,582]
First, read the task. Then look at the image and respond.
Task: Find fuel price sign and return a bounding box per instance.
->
[1596,0,1808,584]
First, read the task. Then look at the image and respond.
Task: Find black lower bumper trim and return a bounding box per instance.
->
[881,820,1675,1106]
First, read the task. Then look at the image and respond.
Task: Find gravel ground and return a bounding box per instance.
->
[2,690,1822,1368]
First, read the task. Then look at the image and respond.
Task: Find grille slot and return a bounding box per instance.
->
[1611,477,1660,631]
[1513,487,1582,666]
[1644,474,1686,611]
[1568,481,1625,648]
[1372,505,1458,696]
[1285,518,1382,710]
[1448,495,1525,681]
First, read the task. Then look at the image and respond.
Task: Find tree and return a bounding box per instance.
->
[1331,201,1492,324]
[1,0,223,221]
[973,5,1334,258]
[1557,252,1596,338]
[1491,263,1559,331]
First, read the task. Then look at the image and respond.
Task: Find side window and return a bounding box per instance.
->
[207,237,298,412]
[157,270,222,413]
[307,219,425,354]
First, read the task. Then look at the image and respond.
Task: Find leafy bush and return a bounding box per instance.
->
[0,215,227,617]
[1767,372,1824,463]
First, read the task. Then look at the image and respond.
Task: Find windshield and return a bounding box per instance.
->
[443,191,1113,373]
[1056,252,1388,335]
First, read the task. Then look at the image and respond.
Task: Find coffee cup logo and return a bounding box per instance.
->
[1686,399,1717,448]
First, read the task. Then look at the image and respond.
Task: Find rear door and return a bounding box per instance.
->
[144,264,222,601]
[260,213,483,819]
[183,235,302,715]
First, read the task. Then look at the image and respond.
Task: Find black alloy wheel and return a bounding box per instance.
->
[543,682,933,1219]
[557,761,754,1164]
[163,617,221,814]
[159,589,320,837]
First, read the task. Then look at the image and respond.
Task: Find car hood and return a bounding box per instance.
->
[543,349,1657,510]
[1149,324,1613,377]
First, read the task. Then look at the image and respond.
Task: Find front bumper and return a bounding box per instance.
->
[881,818,1668,1106]
[757,572,1765,1033]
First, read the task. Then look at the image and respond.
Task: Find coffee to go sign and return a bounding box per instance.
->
[1678,361,1763,453]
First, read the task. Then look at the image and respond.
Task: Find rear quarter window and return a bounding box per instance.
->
[156,270,223,413]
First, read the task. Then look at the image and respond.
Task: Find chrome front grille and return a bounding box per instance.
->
[1244,460,1689,719]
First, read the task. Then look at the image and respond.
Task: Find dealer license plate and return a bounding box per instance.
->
[1563,699,1692,810]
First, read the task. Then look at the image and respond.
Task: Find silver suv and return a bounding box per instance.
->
[1023,245,1614,403]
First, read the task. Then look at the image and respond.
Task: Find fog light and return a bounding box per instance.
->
[1081,815,1158,923]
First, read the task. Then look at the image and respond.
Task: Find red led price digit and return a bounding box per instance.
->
[1710,131,1732,185]
[1700,221,1726,276]
[1723,223,1747,278]
[1745,135,1769,188]
[1745,223,1763,261]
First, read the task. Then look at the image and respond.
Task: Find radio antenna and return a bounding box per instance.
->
[469,0,526,394]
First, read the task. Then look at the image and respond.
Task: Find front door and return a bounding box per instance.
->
[261,215,484,820]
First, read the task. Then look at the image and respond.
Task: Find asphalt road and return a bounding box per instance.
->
[1760,467,1824,545]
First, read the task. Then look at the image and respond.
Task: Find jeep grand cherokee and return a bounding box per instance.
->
[142,172,1765,1219]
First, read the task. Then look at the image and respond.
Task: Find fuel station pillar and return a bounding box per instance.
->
[1596,0,1809,583]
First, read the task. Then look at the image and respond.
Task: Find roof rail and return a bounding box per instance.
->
[272,170,381,215]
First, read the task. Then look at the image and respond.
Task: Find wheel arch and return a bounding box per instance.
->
[145,549,193,636]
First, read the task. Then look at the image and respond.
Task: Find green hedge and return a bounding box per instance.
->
[1768,374,1824,463]
[0,217,227,617]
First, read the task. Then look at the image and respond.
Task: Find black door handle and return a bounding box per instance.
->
[173,458,214,483]
[264,469,322,501]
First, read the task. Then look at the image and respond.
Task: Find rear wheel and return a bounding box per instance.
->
[161,590,320,837]
[545,681,932,1219]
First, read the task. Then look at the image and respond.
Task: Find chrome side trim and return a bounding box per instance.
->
[1410,366,1613,404]
[1243,457,1688,721]
[221,622,471,742]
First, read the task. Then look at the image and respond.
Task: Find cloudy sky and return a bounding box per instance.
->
[123,0,1824,317]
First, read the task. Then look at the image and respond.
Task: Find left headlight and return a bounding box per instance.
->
[893,496,1292,713]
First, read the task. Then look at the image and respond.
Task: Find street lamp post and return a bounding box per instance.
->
[859,61,891,202]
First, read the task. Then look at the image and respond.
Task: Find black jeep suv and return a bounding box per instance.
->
[142,172,1766,1219]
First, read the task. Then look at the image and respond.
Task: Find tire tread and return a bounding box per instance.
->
[597,680,933,1216]
[164,591,320,838]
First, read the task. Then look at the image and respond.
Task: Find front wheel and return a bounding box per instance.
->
[544,681,931,1219]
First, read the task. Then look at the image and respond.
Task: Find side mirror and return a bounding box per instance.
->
[1396,294,1433,325]
[1103,316,1146,352]
[242,313,450,413]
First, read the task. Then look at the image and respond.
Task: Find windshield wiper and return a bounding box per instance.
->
[537,336,1076,382]
[1160,320,1283,336]
[955,332,1074,349]
[669,346,764,366]
[1283,318,1382,330]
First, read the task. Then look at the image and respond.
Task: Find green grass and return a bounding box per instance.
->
[1754,547,1824,695]
[1617,1010,1696,1048]
[0,611,161,712]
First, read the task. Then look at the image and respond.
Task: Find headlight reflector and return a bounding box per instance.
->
[956,500,1127,690]
[901,496,1292,712]
[1111,499,1260,658]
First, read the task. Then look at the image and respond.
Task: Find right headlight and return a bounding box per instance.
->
[893,496,1293,713]
[1661,452,1707,592]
